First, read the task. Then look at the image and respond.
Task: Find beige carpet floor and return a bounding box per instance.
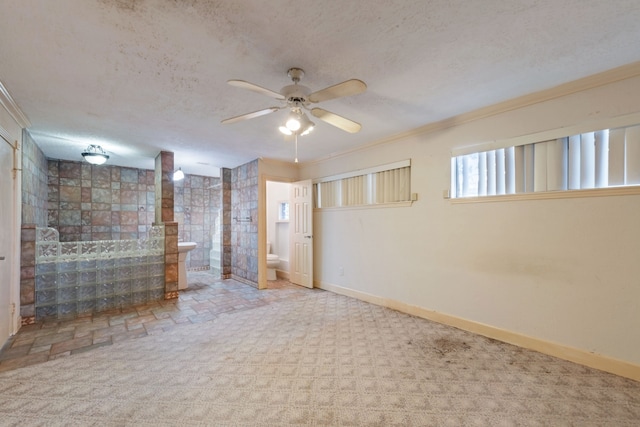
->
[0,290,639,426]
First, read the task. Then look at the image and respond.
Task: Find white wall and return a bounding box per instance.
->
[266,180,290,271]
[299,71,640,370]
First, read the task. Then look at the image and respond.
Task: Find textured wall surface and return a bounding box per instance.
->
[20,132,49,323]
[47,160,155,242]
[221,168,232,278]
[21,131,48,227]
[174,174,221,270]
[231,160,258,285]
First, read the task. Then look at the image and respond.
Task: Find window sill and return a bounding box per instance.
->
[314,201,413,211]
[450,185,640,204]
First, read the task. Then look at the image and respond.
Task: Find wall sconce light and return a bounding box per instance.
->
[81,144,109,165]
[173,167,185,181]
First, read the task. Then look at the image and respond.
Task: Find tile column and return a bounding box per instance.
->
[155,151,178,299]
[20,224,36,325]
[221,168,232,279]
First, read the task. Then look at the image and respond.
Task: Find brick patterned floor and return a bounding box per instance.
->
[0,272,313,372]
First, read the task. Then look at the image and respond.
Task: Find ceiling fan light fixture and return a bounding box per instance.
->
[299,113,315,136]
[279,126,293,136]
[81,144,109,165]
[285,115,301,131]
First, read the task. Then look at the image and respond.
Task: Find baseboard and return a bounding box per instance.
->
[316,280,640,382]
[231,274,258,289]
[276,269,290,280]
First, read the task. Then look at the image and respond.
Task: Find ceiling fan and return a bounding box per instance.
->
[221,67,367,135]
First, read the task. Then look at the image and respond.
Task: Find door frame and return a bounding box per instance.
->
[0,128,20,341]
[1,80,31,340]
[258,174,295,290]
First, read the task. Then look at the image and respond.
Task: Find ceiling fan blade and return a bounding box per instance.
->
[308,79,367,103]
[221,107,281,124]
[227,80,285,100]
[310,108,362,133]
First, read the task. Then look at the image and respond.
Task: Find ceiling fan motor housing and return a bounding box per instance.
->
[281,84,311,107]
[287,67,305,82]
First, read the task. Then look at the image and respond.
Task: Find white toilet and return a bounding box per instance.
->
[266,241,280,281]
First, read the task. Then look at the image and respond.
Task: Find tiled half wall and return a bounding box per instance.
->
[45,159,219,270]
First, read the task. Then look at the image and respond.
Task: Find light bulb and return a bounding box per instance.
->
[173,168,184,181]
[279,126,293,135]
[286,117,301,131]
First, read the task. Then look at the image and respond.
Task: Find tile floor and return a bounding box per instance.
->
[0,271,313,372]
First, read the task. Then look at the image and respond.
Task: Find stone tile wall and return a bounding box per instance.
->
[19,225,36,324]
[231,160,258,285]
[47,160,155,242]
[174,174,221,270]
[221,168,232,278]
[154,151,178,299]
[21,131,48,226]
[20,131,49,324]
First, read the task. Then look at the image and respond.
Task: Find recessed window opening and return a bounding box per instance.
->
[314,160,411,208]
[451,124,640,198]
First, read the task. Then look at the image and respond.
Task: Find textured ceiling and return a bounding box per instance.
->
[1,0,640,176]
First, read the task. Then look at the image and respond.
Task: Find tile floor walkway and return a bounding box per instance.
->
[0,271,314,372]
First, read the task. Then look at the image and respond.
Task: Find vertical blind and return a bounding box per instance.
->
[314,164,411,208]
[451,125,640,198]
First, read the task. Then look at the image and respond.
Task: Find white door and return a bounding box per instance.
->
[289,179,313,288]
[0,136,13,345]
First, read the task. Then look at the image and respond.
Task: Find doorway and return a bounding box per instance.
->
[261,177,313,289]
[266,180,291,282]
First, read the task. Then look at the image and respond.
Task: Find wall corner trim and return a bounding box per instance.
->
[0,80,31,129]
[316,280,640,383]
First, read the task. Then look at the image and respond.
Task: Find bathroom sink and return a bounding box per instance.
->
[177,242,197,290]
[178,242,197,252]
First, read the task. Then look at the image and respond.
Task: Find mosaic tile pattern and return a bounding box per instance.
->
[155,150,174,224]
[174,173,221,269]
[221,167,232,278]
[19,225,37,321]
[21,131,48,227]
[47,160,155,242]
[231,159,258,284]
[1,279,639,425]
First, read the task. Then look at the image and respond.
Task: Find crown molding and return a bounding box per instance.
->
[0,80,30,129]
[305,61,640,166]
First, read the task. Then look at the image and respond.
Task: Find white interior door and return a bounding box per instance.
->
[0,137,13,345]
[290,179,313,288]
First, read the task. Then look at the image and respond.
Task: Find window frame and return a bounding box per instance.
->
[313,159,413,209]
[450,112,640,203]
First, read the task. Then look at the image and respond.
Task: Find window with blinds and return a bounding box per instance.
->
[314,160,411,208]
[451,124,640,198]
